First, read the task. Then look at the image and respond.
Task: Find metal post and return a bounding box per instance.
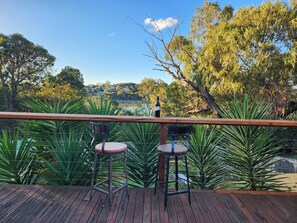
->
[159,123,167,184]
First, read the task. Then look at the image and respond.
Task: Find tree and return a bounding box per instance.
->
[55,66,84,91]
[138,78,167,102]
[0,33,55,111]
[195,1,297,116]
[144,1,297,117]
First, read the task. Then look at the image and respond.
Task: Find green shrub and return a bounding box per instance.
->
[0,131,36,184]
[188,125,224,189]
[221,95,282,191]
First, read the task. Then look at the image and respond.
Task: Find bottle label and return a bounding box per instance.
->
[156,106,160,111]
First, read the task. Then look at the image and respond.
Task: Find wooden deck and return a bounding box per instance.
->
[0,185,297,223]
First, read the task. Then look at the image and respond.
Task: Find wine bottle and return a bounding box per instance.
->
[155,96,160,117]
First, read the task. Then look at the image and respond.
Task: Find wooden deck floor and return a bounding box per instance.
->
[0,185,297,223]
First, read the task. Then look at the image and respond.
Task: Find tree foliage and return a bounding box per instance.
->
[144,1,297,117]
[28,66,86,102]
[55,66,84,90]
[0,33,55,111]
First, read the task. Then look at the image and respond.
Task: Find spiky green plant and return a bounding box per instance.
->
[84,96,121,115]
[84,96,122,141]
[188,125,224,189]
[41,130,92,185]
[0,131,36,184]
[20,98,85,140]
[121,123,159,187]
[221,95,282,191]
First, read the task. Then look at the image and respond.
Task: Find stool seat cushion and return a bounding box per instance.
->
[95,142,127,154]
[158,144,188,154]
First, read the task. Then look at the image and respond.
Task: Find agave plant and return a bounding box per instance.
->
[41,130,92,185]
[188,125,224,189]
[84,96,122,141]
[84,96,121,115]
[0,131,36,184]
[221,95,282,191]
[121,123,159,188]
[20,98,85,140]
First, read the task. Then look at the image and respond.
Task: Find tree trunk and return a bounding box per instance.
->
[274,100,297,117]
[199,86,222,117]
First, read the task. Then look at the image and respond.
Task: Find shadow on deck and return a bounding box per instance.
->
[0,185,297,223]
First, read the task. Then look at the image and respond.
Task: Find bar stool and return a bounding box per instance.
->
[89,122,129,206]
[154,124,193,208]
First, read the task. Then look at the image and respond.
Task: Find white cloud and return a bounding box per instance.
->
[144,17,178,32]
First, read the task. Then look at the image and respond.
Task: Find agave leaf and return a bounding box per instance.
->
[121,123,159,188]
[221,95,282,191]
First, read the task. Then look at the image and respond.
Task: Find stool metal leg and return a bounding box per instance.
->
[90,152,98,200]
[108,154,113,207]
[164,155,170,208]
[184,154,191,205]
[154,154,160,195]
[124,151,129,198]
[175,156,178,191]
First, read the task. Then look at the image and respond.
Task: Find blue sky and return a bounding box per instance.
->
[0,0,267,85]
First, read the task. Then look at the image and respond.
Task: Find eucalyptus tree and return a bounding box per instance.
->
[0,33,55,111]
[144,1,297,117]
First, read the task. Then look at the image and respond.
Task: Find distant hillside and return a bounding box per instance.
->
[85,82,141,100]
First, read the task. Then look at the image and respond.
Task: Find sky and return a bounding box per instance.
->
[0,0,268,85]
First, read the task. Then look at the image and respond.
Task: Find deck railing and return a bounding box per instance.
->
[1,111,297,189]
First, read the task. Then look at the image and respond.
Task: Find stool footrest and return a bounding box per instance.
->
[93,181,128,195]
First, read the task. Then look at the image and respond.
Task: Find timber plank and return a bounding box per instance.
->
[132,189,145,223]
[183,191,204,223]
[123,189,137,223]
[248,193,279,223]
[59,187,89,222]
[105,190,125,223]
[0,185,19,200]
[58,187,88,222]
[88,192,109,222]
[0,186,26,208]
[216,193,251,223]
[86,193,108,223]
[78,190,102,223]
[255,194,287,222]
[2,187,47,223]
[39,187,73,223]
[114,190,129,223]
[142,189,152,223]
[266,195,297,222]
[0,186,296,223]
[0,186,39,221]
[18,187,58,223]
[157,191,169,223]
[49,187,84,223]
[151,189,161,223]
[198,191,223,223]
[206,193,234,223]
[30,187,64,223]
[171,194,188,223]
[166,193,178,223]
[192,192,214,223]
[236,194,274,223]
[179,193,196,223]
[275,195,297,218]
[230,194,258,222]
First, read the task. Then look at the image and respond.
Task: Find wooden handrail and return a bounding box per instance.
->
[1,112,297,127]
